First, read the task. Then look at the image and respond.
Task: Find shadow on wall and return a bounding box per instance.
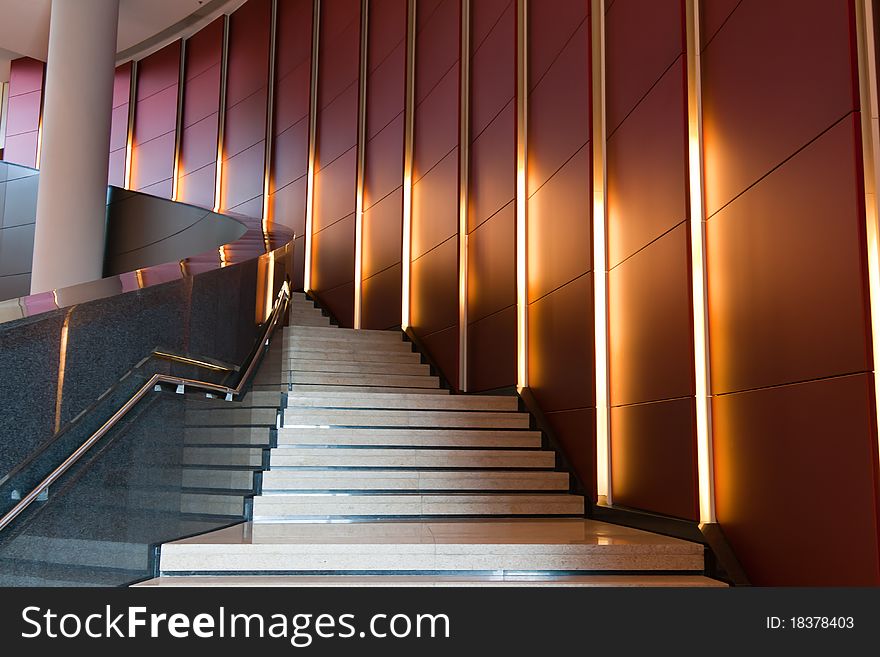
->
[0,161,247,301]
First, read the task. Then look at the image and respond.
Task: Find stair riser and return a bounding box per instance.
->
[269,449,555,469]
[288,373,440,388]
[288,384,449,395]
[283,410,528,429]
[286,327,402,341]
[262,471,568,491]
[284,350,421,364]
[276,428,541,448]
[186,409,277,426]
[288,360,430,376]
[285,394,518,412]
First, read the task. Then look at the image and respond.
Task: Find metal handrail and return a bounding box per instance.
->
[0,279,291,534]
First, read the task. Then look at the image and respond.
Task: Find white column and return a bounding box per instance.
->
[30,0,120,294]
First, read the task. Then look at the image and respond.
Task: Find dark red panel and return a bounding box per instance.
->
[222,0,270,215]
[132,41,180,197]
[179,17,223,208]
[604,0,684,135]
[610,397,698,520]
[528,0,589,86]
[411,235,458,335]
[545,408,596,500]
[362,188,403,278]
[312,213,356,299]
[313,148,357,232]
[270,0,313,235]
[701,0,858,217]
[468,101,515,229]
[364,113,404,207]
[319,281,356,329]
[3,58,44,168]
[413,64,459,179]
[362,263,402,330]
[713,374,880,585]
[528,274,594,412]
[421,324,460,391]
[470,1,515,137]
[467,202,515,323]
[108,63,132,186]
[467,305,516,392]
[707,117,870,395]
[527,144,591,302]
[609,223,694,407]
[607,58,687,267]
[412,148,458,258]
[414,0,459,104]
[700,0,741,48]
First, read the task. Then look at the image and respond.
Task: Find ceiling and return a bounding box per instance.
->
[0,0,242,82]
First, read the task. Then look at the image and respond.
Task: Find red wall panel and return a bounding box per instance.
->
[270,0,313,288]
[108,63,132,187]
[222,0,271,215]
[361,0,407,330]
[410,0,461,384]
[466,0,516,392]
[3,58,44,168]
[311,0,361,325]
[702,0,880,583]
[179,17,224,209]
[131,41,181,198]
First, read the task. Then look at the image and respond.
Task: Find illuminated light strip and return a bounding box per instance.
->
[172,40,186,201]
[53,308,75,433]
[354,0,370,329]
[214,15,231,213]
[262,0,279,232]
[590,0,611,503]
[855,0,880,507]
[458,0,470,391]
[219,246,228,268]
[515,0,529,391]
[303,0,322,293]
[124,61,138,190]
[685,0,715,524]
[401,0,417,330]
[135,268,145,288]
[35,116,43,169]
[265,253,276,321]
[0,82,9,151]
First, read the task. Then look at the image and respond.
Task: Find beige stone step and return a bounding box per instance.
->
[282,408,528,429]
[183,447,264,468]
[181,493,246,517]
[285,326,403,343]
[277,427,541,448]
[288,372,440,388]
[284,338,414,354]
[182,469,255,491]
[288,359,430,376]
[262,469,569,491]
[286,392,518,412]
[137,574,726,587]
[157,520,705,573]
[289,384,449,395]
[285,349,420,364]
[268,447,554,468]
[252,493,584,519]
[289,317,331,327]
[185,407,278,426]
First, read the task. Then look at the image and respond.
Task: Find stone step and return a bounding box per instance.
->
[289,317,332,327]
[262,469,569,491]
[288,384,449,395]
[185,407,278,427]
[137,574,726,587]
[284,326,402,343]
[288,359,430,376]
[288,372,440,388]
[184,427,273,446]
[182,492,247,517]
[268,447,555,469]
[276,427,542,448]
[181,469,256,491]
[183,447,264,468]
[285,349,422,363]
[286,392,518,412]
[282,408,529,429]
[194,391,282,409]
[157,520,705,574]
[251,493,584,519]
[284,338,415,354]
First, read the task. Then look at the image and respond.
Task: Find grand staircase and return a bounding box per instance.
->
[138,293,724,587]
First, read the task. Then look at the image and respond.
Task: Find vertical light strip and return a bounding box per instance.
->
[0,81,9,151]
[124,61,138,190]
[303,0,322,293]
[35,64,46,168]
[354,0,370,329]
[401,0,417,330]
[214,15,231,213]
[591,0,611,503]
[172,40,187,201]
[855,0,880,493]
[685,0,715,525]
[263,0,279,232]
[515,0,529,391]
[53,307,75,433]
[265,253,276,321]
[458,0,471,391]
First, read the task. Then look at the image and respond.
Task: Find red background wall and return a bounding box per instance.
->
[605,0,697,521]
[361,0,408,330]
[702,0,880,585]
[310,0,362,328]
[269,0,313,290]
[3,58,44,168]
[108,63,132,187]
[526,0,594,494]
[178,17,224,209]
[410,0,462,387]
[221,0,271,217]
[131,41,181,198]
